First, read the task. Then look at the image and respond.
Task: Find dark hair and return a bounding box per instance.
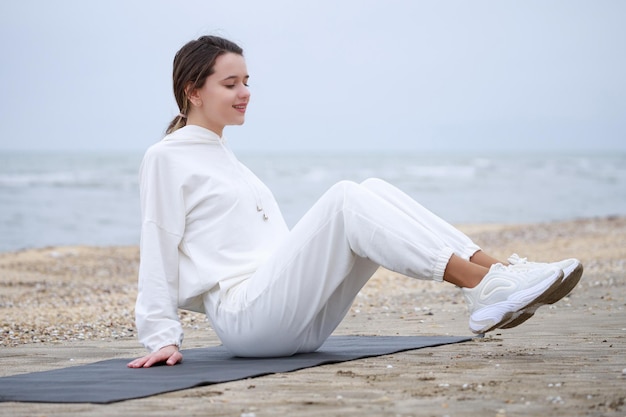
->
[166,36,244,134]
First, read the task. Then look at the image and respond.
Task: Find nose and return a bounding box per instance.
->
[238,84,250,100]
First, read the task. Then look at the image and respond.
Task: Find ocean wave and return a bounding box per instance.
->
[0,172,138,189]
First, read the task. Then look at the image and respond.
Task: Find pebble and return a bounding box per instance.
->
[547,395,565,404]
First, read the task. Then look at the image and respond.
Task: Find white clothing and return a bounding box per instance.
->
[135,125,481,354]
[136,125,289,351]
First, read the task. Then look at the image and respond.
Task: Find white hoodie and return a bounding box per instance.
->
[135,125,289,352]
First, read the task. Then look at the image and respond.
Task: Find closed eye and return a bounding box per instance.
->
[224,82,249,89]
[222,74,250,89]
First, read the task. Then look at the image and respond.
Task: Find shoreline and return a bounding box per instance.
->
[1,216,625,416]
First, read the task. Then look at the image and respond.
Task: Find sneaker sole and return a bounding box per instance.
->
[498,263,583,330]
[468,269,564,334]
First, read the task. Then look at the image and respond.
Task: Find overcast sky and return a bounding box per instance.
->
[1,0,624,153]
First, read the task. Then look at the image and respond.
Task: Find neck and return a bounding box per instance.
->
[186,114,224,137]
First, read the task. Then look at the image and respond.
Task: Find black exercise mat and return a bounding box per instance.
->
[0,335,471,404]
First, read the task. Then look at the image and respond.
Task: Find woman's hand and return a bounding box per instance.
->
[127,344,183,368]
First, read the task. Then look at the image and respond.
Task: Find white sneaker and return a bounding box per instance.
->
[499,254,584,329]
[463,263,564,334]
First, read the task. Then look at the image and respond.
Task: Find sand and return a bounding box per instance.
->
[0,216,625,416]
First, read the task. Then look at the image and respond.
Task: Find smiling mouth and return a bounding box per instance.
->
[233,104,247,112]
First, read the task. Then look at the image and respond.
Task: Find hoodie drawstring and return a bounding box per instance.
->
[219,139,269,222]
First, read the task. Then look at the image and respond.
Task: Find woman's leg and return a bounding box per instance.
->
[205,180,563,356]
[206,180,462,357]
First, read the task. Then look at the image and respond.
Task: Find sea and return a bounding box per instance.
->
[1,150,625,252]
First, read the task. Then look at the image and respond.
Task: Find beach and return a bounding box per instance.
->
[0,216,625,416]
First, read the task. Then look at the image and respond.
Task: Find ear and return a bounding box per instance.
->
[184,82,202,107]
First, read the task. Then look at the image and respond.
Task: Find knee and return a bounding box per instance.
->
[322,180,381,216]
[360,178,396,198]
[326,180,360,202]
[310,181,361,216]
[360,177,387,189]
[331,179,359,191]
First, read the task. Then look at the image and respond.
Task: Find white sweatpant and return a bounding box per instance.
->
[203,178,480,357]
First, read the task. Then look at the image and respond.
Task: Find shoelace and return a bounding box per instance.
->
[491,263,518,273]
[491,262,532,274]
[507,253,527,264]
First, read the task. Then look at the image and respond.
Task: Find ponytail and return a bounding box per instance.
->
[166,113,187,135]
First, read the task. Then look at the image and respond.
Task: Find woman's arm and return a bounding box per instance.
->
[131,148,187,362]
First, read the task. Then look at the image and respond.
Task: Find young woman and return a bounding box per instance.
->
[127,36,583,368]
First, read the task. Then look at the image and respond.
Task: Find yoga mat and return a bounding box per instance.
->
[0,335,471,404]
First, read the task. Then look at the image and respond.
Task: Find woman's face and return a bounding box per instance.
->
[188,52,250,136]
